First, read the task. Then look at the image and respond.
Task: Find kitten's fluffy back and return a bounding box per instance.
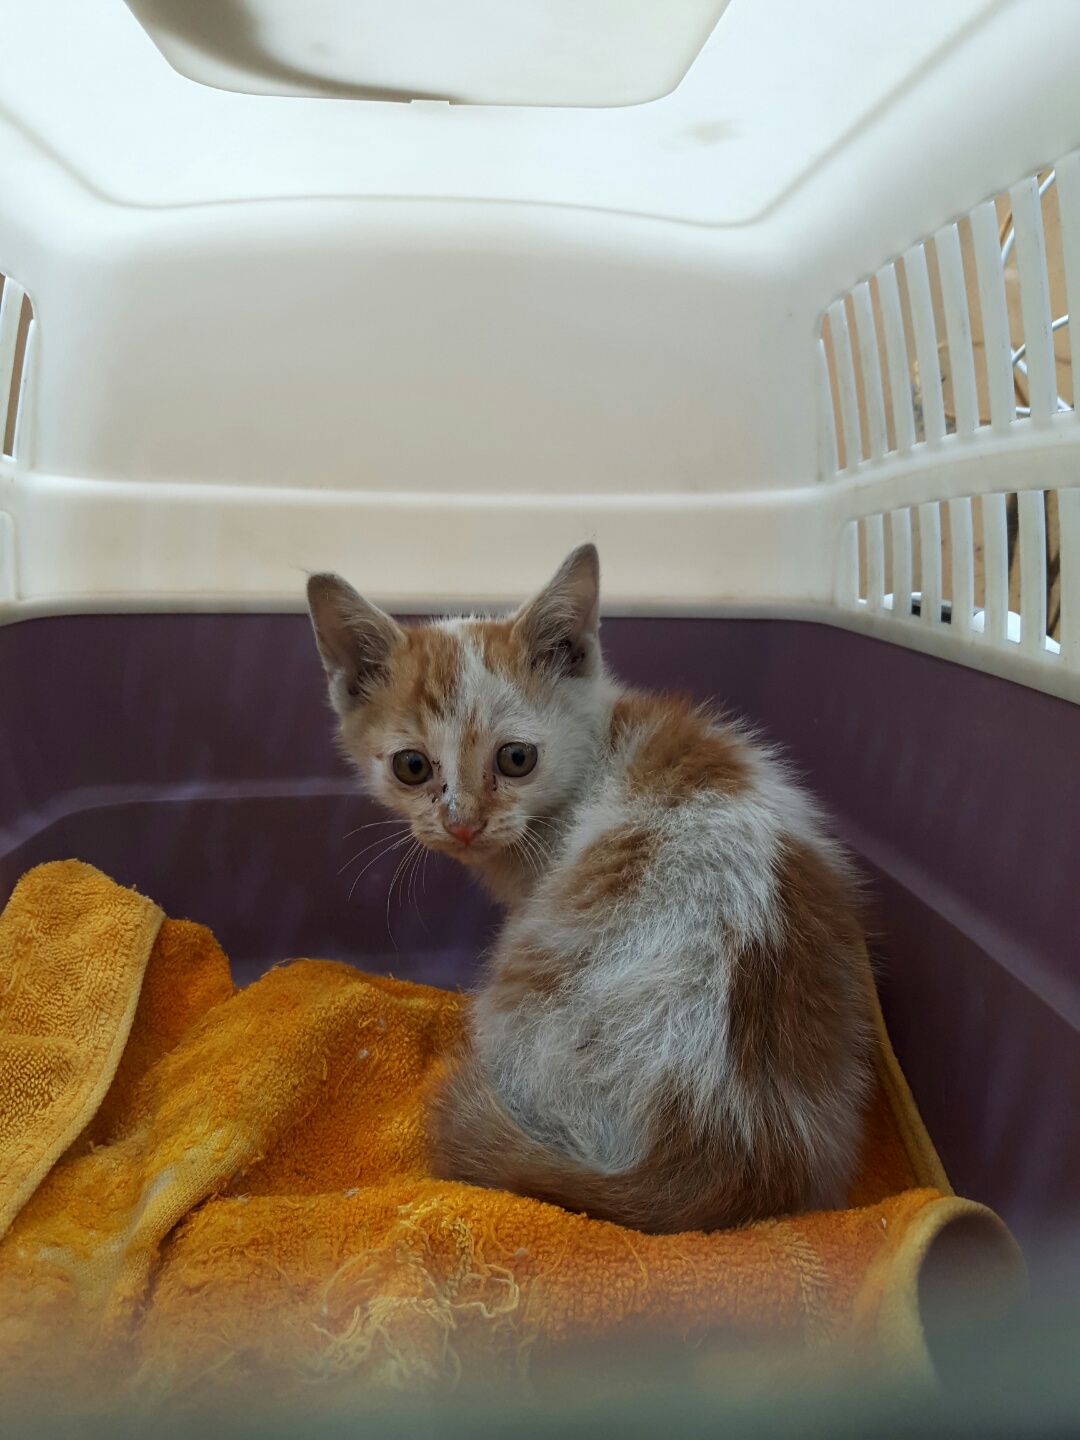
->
[434,689,873,1232]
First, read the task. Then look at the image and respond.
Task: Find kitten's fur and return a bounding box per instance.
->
[308,545,873,1234]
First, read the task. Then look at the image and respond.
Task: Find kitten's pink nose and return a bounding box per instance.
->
[445,821,483,847]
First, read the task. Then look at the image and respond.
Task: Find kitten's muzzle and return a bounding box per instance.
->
[444,820,485,848]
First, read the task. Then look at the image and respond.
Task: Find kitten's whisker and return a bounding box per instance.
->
[511,831,544,882]
[385,839,422,945]
[337,825,411,875]
[524,816,562,855]
[387,846,411,908]
[342,819,411,841]
[346,833,413,901]
[405,840,424,913]
[401,840,431,937]
[532,835,553,872]
[410,843,427,915]
[347,835,411,902]
[384,849,408,936]
[387,839,419,916]
[516,847,534,874]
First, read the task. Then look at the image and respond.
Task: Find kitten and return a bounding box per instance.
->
[307,545,873,1234]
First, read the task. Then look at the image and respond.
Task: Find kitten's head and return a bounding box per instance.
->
[307,545,606,866]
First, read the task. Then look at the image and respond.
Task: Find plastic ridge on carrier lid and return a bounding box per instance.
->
[124,0,733,107]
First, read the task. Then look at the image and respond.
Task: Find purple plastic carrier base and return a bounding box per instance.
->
[1,613,1077,1242]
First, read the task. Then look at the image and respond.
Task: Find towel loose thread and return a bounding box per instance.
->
[0,862,1024,1409]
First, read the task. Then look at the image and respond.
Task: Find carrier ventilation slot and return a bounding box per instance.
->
[0,273,36,464]
[819,153,1078,476]
[846,486,1080,664]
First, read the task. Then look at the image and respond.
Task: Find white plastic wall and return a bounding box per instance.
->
[2,0,1080,703]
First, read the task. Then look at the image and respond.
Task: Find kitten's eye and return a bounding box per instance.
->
[392,750,433,786]
[496,742,538,778]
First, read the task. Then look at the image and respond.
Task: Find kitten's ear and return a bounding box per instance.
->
[306,573,403,713]
[513,544,601,679]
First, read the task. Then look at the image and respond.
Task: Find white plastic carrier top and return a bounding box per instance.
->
[2,1,1080,701]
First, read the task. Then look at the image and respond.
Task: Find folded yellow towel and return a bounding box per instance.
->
[0,861,1023,1409]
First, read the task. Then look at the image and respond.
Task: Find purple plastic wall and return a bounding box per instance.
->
[1,613,1076,1240]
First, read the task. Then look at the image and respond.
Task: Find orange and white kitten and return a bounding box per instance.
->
[307,545,872,1234]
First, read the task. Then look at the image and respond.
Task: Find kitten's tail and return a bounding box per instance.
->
[427,1050,662,1230]
[427,1050,776,1235]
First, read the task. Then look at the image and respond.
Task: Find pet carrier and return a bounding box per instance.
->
[1,0,1077,1258]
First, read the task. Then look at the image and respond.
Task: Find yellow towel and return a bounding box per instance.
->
[0,861,1023,1410]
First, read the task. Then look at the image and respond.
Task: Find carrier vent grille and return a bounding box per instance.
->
[841,488,1080,666]
[818,155,1078,475]
[0,273,36,465]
